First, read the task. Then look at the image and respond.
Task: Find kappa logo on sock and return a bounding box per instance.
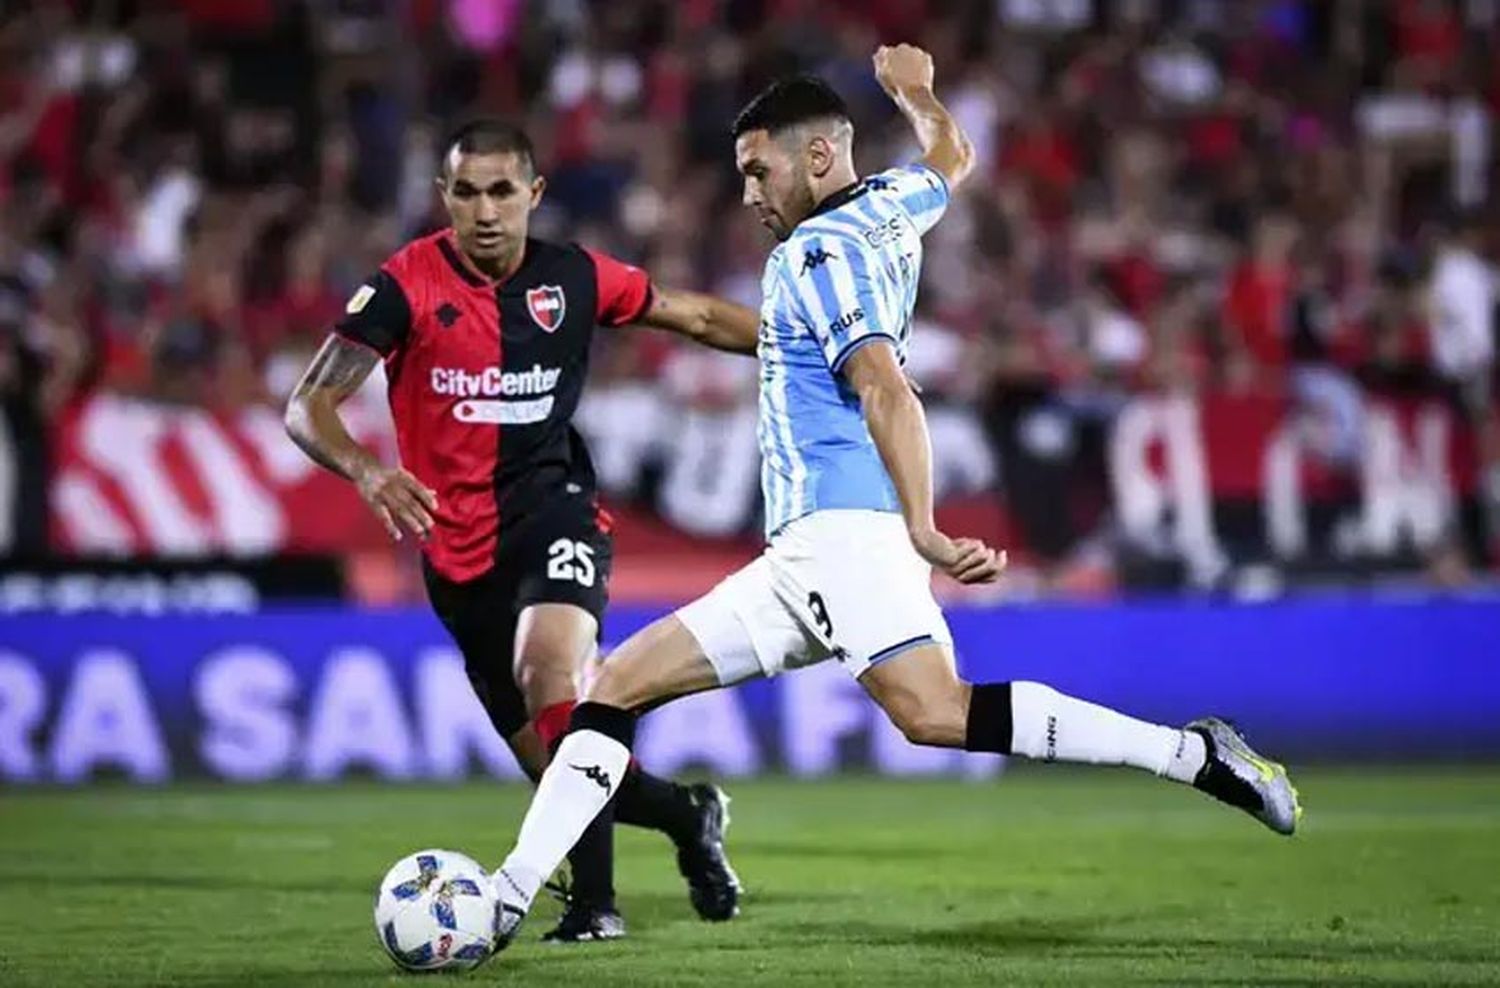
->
[569,763,613,793]
[1045,715,1058,762]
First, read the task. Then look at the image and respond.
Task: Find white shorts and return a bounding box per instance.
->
[676,510,953,683]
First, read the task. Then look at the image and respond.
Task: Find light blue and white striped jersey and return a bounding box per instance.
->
[756,162,949,536]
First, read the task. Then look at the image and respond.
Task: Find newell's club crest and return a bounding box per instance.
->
[526,285,566,333]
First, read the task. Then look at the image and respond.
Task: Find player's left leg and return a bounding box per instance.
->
[783,511,1299,837]
[857,644,1301,835]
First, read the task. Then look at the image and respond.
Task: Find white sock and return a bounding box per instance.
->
[1165,727,1208,783]
[495,729,631,908]
[1008,681,1205,783]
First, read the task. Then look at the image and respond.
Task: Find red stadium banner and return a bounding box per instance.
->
[1110,391,1481,566]
[47,392,1483,574]
[49,394,393,557]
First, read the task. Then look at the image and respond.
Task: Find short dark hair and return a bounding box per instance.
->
[732,76,851,139]
[442,118,536,176]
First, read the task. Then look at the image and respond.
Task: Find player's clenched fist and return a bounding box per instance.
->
[874,43,935,98]
[355,461,438,541]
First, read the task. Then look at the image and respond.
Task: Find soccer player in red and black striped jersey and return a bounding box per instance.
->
[284,120,755,942]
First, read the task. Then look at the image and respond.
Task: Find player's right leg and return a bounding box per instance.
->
[512,602,740,933]
[508,602,625,942]
[579,616,744,923]
[421,563,631,942]
[490,614,723,948]
[490,558,801,949]
[513,488,744,927]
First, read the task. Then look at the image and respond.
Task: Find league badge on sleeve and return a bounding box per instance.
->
[525,285,566,333]
[346,284,376,314]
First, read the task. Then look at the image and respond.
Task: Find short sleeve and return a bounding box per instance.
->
[793,234,898,374]
[583,247,654,327]
[872,163,950,235]
[332,270,412,356]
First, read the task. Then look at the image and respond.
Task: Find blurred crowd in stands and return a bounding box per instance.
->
[2,0,1499,592]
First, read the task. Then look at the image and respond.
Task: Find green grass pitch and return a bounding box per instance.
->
[1,767,1497,986]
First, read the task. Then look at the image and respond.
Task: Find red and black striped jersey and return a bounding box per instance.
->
[333,229,651,581]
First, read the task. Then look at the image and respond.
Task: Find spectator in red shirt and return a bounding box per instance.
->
[244,221,343,361]
[999,102,1081,228]
[1223,213,1298,374]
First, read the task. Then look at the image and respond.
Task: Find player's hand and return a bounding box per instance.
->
[910,527,1007,585]
[874,44,935,100]
[354,462,438,542]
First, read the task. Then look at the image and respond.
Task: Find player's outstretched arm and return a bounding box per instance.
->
[285,333,436,541]
[843,340,1004,584]
[635,286,760,354]
[873,43,975,190]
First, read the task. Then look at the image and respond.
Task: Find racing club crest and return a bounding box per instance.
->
[526,285,566,333]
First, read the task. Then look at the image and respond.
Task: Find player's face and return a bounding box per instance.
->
[736,130,814,241]
[438,151,544,266]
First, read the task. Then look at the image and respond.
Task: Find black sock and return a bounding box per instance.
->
[614,769,699,843]
[570,701,637,748]
[964,682,1014,754]
[565,809,617,911]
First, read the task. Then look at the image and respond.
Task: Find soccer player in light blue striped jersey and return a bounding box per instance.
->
[752,134,949,534]
[486,46,1300,948]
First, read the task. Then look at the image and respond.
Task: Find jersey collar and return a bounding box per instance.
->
[438,230,532,289]
[802,179,868,224]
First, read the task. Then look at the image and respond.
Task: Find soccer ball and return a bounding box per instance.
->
[374,848,498,972]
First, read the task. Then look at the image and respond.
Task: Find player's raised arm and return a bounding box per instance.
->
[873,43,975,190]
[635,286,760,354]
[843,341,1004,585]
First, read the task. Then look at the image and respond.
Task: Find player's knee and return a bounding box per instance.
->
[895,710,954,747]
[513,648,576,710]
[883,700,931,746]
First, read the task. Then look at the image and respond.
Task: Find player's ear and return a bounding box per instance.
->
[806,134,835,179]
[528,175,546,210]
